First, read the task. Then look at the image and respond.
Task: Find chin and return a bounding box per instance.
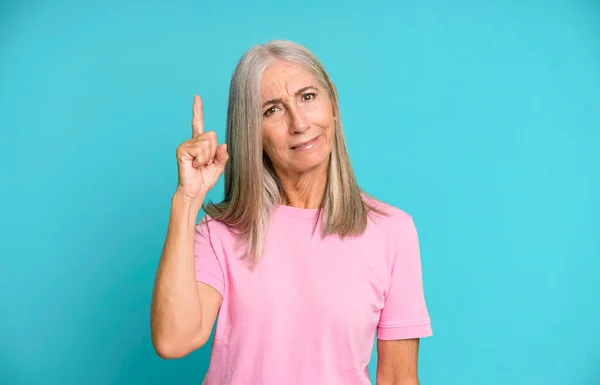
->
[289,153,330,174]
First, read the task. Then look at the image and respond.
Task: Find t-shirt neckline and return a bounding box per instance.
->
[273,204,323,222]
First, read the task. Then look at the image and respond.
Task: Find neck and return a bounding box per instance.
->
[275,162,328,209]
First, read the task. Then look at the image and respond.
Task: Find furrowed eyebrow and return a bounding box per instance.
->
[262,86,318,108]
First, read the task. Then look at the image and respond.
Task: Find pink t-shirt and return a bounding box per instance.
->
[194,197,433,385]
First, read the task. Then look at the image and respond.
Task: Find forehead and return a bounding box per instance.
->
[260,60,319,98]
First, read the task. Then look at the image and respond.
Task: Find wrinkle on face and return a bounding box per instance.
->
[261,60,336,178]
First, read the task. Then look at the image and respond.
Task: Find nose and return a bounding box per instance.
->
[287,103,309,134]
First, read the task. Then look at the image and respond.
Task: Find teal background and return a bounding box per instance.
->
[1,0,599,384]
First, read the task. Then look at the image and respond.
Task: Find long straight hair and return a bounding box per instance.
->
[203,40,388,270]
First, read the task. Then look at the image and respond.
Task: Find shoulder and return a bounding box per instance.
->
[196,213,237,242]
[362,193,414,230]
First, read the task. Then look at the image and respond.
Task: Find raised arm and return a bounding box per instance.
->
[150,95,229,359]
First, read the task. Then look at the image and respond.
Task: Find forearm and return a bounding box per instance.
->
[150,191,205,356]
[376,358,420,385]
[376,378,419,385]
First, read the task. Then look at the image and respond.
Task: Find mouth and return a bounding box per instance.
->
[290,135,320,150]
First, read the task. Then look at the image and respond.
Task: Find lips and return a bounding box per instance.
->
[290,136,320,149]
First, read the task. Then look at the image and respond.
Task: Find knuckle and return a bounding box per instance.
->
[175,148,184,161]
[202,146,211,160]
[200,130,216,139]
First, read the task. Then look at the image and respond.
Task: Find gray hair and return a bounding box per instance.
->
[203,39,387,269]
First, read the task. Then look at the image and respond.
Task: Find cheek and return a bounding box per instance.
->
[308,101,335,133]
[263,127,287,158]
[326,128,335,151]
[320,115,335,144]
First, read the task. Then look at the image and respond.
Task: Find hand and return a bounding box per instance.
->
[175,95,229,200]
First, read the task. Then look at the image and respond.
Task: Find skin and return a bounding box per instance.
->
[152,58,422,384]
[376,338,421,385]
[260,59,335,209]
[261,60,422,383]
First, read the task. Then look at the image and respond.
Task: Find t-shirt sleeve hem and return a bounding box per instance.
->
[195,269,225,297]
[377,321,433,340]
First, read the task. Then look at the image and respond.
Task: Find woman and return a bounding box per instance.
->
[151,39,433,385]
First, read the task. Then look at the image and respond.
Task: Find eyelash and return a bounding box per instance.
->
[264,106,277,116]
[302,92,316,101]
[263,93,317,116]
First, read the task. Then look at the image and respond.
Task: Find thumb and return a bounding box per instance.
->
[213,143,229,169]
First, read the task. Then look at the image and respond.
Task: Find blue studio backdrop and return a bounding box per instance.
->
[1,1,598,384]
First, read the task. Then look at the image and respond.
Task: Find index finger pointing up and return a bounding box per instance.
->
[191,94,204,137]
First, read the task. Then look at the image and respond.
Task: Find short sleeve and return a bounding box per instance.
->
[194,216,225,297]
[377,216,433,340]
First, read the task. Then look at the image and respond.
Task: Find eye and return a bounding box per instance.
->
[263,106,277,116]
[302,92,316,101]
